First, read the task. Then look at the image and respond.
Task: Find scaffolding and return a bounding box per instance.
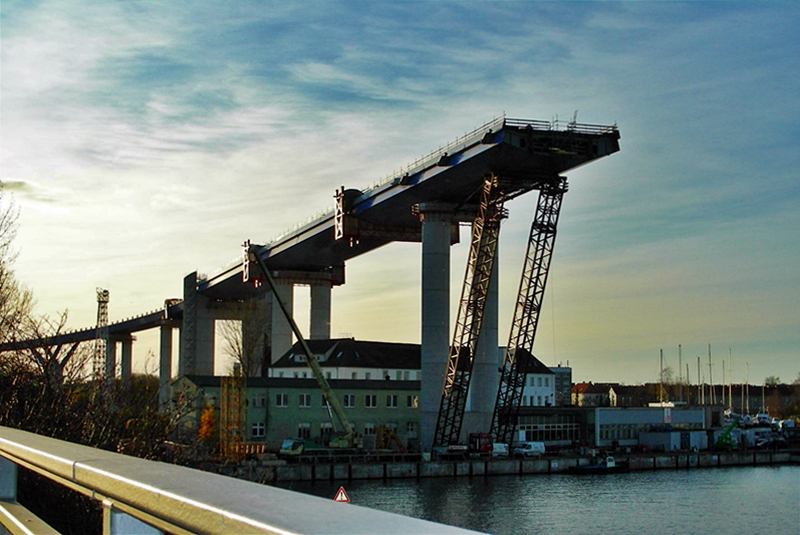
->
[219,363,247,461]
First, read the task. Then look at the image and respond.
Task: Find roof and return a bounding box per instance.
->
[270,338,420,370]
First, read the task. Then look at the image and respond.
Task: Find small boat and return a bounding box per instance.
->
[569,455,629,474]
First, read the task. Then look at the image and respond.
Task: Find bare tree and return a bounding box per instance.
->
[219,298,269,377]
[0,188,34,344]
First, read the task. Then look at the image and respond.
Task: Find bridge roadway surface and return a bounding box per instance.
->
[0,116,620,350]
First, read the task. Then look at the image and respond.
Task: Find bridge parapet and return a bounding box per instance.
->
[0,426,483,535]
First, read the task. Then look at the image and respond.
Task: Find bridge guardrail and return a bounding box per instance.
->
[0,426,483,535]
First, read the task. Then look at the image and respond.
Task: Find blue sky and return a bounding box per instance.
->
[2,1,798,385]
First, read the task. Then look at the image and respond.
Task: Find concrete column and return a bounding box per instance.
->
[179,272,215,376]
[270,280,294,362]
[242,297,270,376]
[419,209,452,452]
[159,324,173,408]
[120,336,133,386]
[105,340,117,382]
[310,283,332,340]
[465,252,500,436]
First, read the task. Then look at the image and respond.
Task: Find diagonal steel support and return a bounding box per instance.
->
[432,175,507,448]
[490,177,567,446]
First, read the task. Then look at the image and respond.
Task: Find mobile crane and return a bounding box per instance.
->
[242,240,354,448]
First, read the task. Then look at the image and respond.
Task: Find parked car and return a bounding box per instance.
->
[513,441,545,458]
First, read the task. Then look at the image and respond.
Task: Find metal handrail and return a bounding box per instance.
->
[0,426,483,535]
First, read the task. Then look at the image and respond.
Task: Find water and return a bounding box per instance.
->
[279,466,800,534]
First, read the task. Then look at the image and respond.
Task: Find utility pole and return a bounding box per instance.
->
[722,360,726,408]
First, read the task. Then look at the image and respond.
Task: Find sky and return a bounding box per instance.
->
[1,1,798,386]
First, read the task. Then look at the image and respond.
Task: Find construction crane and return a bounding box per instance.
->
[490,177,568,446]
[243,240,354,446]
[93,288,110,388]
[432,175,507,448]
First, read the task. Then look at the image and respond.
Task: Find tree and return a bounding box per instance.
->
[0,188,34,345]
[219,298,270,378]
[765,376,780,387]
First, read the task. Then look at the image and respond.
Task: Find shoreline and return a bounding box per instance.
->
[212,449,799,484]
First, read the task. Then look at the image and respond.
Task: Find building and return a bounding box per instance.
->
[174,375,421,448]
[549,364,572,406]
[267,338,420,382]
[572,382,615,407]
[520,356,556,407]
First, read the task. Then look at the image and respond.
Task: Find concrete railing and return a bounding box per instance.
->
[0,427,483,535]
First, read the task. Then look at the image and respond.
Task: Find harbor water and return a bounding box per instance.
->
[279,465,799,534]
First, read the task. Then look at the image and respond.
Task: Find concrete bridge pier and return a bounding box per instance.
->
[463,254,500,439]
[418,204,456,453]
[179,272,217,376]
[310,282,332,340]
[158,323,176,407]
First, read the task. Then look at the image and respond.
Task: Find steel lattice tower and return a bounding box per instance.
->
[490,177,567,446]
[432,175,507,448]
[93,288,109,384]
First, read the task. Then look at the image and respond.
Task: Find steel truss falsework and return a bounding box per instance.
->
[433,175,507,448]
[490,177,568,446]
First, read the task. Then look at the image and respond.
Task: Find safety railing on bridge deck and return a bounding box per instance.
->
[0,426,484,535]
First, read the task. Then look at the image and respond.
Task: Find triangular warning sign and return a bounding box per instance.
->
[333,486,350,503]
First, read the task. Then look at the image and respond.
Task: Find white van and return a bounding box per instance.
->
[513,441,545,458]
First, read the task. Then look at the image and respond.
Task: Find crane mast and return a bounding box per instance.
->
[243,241,354,441]
[490,177,567,446]
[433,175,507,448]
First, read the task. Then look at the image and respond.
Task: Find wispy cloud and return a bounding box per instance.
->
[1,1,797,383]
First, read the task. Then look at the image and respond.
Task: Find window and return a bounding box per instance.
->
[404,371,410,381]
[365,394,377,408]
[321,396,330,408]
[251,422,265,438]
[297,423,311,439]
[343,394,356,408]
[276,393,288,407]
[537,396,542,406]
[529,377,535,387]
[544,377,549,387]
[365,372,371,380]
[293,372,299,378]
[320,422,332,435]
[407,395,419,408]
[326,372,332,379]
[538,377,542,387]
[351,372,358,379]
[364,423,375,435]
[299,393,311,408]
[396,370,402,380]
[253,393,267,408]
[406,422,417,437]
[386,394,398,408]
[278,371,284,378]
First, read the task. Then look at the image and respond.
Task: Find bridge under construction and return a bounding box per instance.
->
[1,115,620,452]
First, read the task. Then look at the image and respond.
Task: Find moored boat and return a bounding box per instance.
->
[569,455,629,474]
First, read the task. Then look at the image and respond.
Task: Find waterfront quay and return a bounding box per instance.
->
[217,449,799,484]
